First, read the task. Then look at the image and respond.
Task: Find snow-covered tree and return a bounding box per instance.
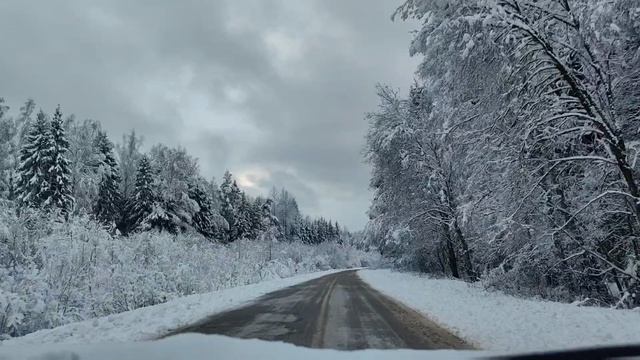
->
[130,155,155,231]
[249,197,268,237]
[219,170,242,241]
[92,131,121,228]
[46,105,74,215]
[235,192,257,240]
[66,117,102,214]
[15,111,53,209]
[188,180,225,239]
[366,0,640,305]
[0,98,16,199]
[115,130,143,234]
[147,144,202,233]
[270,187,302,241]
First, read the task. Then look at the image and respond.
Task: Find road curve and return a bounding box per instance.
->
[168,270,471,350]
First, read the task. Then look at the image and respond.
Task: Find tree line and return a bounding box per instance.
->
[0,98,345,244]
[365,0,640,307]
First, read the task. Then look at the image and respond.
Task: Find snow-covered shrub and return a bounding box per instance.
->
[0,207,379,339]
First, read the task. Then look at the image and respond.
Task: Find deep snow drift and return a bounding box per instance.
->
[0,269,347,346]
[359,269,640,352]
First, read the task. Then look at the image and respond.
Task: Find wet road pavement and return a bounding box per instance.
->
[169,270,471,350]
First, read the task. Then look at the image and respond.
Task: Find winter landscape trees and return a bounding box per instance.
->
[0,99,348,244]
[0,99,369,339]
[366,0,640,307]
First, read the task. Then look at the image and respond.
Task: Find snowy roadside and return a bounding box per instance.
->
[358,269,640,353]
[0,333,477,360]
[0,269,347,347]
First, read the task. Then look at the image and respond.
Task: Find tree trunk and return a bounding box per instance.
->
[453,219,477,281]
[443,227,460,278]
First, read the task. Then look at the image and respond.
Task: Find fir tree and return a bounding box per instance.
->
[219,170,242,241]
[93,131,122,227]
[189,181,216,238]
[144,200,177,233]
[250,197,266,237]
[131,155,155,230]
[15,110,53,209]
[47,105,74,215]
[235,192,253,239]
[0,98,15,200]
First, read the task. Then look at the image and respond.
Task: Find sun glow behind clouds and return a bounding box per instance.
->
[236,167,272,191]
[0,0,419,229]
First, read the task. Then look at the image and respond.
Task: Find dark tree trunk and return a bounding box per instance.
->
[443,227,460,279]
[453,219,477,281]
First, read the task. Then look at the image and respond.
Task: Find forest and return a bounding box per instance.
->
[0,98,345,244]
[364,0,640,308]
[0,98,372,338]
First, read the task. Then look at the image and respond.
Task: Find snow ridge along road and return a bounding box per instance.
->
[168,270,471,350]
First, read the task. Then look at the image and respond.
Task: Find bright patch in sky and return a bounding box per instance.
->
[0,0,419,229]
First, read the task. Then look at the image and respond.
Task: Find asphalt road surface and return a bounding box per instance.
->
[169,270,471,350]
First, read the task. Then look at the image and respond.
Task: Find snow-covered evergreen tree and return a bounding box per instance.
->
[189,181,218,239]
[115,130,142,234]
[46,105,74,215]
[131,155,155,231]
[93,131,122,228]
[0,98,16,200]
[219,170,242,242]
[235,192,253,240]
[249,197,267,238]
[15,111,53,209]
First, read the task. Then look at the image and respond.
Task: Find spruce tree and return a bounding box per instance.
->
[47,105,74,215]
[131,155,155,230]
[235,193,252,239]
[0,98,15,200]
[144,200,176,233]
[219,170,242,241]
[93,131,122,227]
[131,155,176,234]
[250,197,266,237]
[16,110,53,209]
[189,182,216,238]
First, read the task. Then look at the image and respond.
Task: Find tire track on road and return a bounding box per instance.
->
[166,270,471,350]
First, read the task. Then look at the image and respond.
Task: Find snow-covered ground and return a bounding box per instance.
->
[0,333,477,360]
[359,269,640,352]
[0,269,347,347]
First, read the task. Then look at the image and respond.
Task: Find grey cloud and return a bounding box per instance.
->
[0,0,418,229]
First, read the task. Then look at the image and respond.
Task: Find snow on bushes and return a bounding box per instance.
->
[0,208,379,339]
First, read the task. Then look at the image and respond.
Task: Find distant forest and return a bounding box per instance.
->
[0,97,374,339]
[0,98,345,244]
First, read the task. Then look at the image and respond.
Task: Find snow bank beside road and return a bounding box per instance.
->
[0,333,478,360]
[359,269,640,352]
[0,270,345,346]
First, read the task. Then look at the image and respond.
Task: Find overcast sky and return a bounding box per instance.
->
[0,0,419,230]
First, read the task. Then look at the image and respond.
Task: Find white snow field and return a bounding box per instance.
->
[0,269,346,347]
[359,269,640,352]
[0,333,480,360]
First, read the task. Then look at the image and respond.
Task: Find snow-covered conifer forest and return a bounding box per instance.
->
[364,0,640,308]
[0,99,375,338]
[4,0,640,355]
